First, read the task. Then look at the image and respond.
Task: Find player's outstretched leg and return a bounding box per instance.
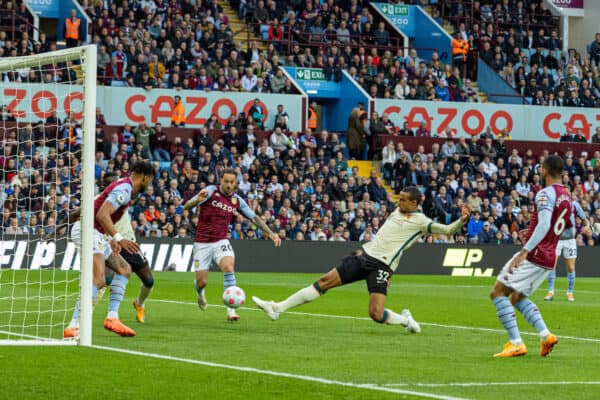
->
[514,296,557,356]
[544,269,556,301]
[253,269,340,320]
[490,283,527,357]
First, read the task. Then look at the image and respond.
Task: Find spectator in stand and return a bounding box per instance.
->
[134,122,154,160]
[416,121,431,137]
[151,123,170,162]
[373,22,390,46]
[560,129,576,142]
[592,127,600,144]
[346,108,367,160]
[589,33,600,67]
[170,96,185,127]
[148,54,166,83]
[270,127,289,153]
[64,9,82,48]
[451,31,469,77]
[478,221,495,243]
[248,98,265,129]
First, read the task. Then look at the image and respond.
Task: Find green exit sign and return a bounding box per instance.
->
[380,4,408,15]
[295,68,326,81]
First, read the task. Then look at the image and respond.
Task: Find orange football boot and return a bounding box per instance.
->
[493,342,528,357]
[104,318,136,337]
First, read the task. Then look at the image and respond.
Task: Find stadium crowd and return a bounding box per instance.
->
[436,0,600,107]
[0,0,599,107]
[1,0,600,245]
[1,102,600,247]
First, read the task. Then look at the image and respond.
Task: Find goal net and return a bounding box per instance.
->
[0,46,96,345]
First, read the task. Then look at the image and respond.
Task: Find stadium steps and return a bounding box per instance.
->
[420,6,490,103]
[348,160,400,202]
[216,0,267,51]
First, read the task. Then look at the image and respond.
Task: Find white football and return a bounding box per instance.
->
[223,286,246,309]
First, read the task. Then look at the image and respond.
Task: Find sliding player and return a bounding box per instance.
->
[490,155,570,357]
[253,186,470,333]
[64,161,155,337]
[544,198,586,302]
[183,168,281,321]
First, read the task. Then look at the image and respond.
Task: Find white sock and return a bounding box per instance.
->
[383,309,408,326]
[68,318,79,329]
[138,285,152,307]
[274,285,321,313]
[107,310,119,319]
[539,329,551,340]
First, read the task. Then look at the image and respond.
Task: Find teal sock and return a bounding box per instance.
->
[223,272,236,290]
[312,282,327,295]
[567,271,575,294]
[515,299,550,338]
[108,275,128,316]
[493,296,522,344]
[547,270,556,293]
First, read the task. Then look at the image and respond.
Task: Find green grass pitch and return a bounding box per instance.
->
[1,271,599,400]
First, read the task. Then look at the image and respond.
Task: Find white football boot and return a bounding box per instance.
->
[252,296,280,321]
[402,309,421,333]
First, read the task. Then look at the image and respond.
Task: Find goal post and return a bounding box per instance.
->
[0,45,96,346]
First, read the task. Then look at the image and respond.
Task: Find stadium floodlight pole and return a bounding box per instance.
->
[79,44,97,347]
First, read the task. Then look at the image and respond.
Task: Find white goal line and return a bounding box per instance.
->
[151,299,600,344]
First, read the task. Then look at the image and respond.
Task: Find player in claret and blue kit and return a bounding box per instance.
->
[184,168,281,321]
[490,155,570,357]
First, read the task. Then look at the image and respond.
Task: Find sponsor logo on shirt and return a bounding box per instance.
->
[211,200,237,214]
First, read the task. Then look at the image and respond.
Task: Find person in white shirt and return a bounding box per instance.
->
[253,186,470,332]
[241,147,255,171]
[270,127,289,152]
[240,68,257,92]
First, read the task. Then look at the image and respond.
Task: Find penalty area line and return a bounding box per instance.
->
[91,344,468,400]
[151,299,600,344]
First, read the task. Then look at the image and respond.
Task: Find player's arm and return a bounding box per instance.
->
[426,205,471,236]
[183,186,215,211]
[575,202,587,226]
[510,191,554,271]
[98,184,138,254]
[238,196,281,247]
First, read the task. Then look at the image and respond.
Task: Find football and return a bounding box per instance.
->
[222,286,246,309]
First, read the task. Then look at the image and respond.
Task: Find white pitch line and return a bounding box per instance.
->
[0,330,77,345]
[91,344,469,400]
[381,381,600,388]
[151,299,600,343]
